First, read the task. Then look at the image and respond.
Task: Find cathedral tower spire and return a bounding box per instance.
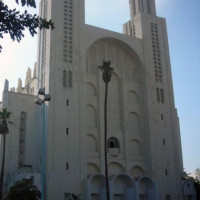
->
[129,0,156,17]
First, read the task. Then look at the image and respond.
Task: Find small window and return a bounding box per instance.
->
[108,137,120,149]
[163,139,165,145]
[66,99,69,106]
[107,137,120,154]
[156,88,160,102]
[68,71,72,87]
[63,70,67,86]
[66,162,69,170]
[160,89,164,103]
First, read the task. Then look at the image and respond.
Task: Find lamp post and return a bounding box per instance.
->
[98,61,113,200]
[35,88,51,200]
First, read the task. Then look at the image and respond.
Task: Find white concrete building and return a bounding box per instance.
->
[1,0,185,199]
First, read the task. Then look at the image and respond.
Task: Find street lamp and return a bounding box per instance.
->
[98,61,113,200]
[35,88,51,200]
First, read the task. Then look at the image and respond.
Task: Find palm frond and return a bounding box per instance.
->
[0,108,11,120]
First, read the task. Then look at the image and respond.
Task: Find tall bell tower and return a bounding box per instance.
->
[124,0,184,199]
[129,0,156,17]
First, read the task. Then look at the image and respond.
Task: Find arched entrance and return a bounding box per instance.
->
[85,174,106,200]
[138,176,157,200]
[110,173,136,200]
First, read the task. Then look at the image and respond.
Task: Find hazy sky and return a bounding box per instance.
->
[0,0,200,174]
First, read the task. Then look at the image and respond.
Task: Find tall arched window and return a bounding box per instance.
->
[107,137,120,154]
[18,112,26,168]
[156,88,160,102]
[63,70,67,86]
[63,70,72,87]
[160,88,164,103]
[68,70,72,87]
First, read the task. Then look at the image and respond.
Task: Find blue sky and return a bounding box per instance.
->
[0,0,199,174]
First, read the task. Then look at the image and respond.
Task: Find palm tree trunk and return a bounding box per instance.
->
[0,132,6,200]
[104,82,110,200]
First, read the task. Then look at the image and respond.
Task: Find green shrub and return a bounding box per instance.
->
[4,177,41,200]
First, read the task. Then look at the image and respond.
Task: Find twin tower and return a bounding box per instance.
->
[129,0,156,16]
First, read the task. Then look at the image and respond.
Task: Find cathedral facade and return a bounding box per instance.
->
[1,0,185,199]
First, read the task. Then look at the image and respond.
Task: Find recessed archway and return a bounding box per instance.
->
[108,162,125,176]
[138,176,157,200]
[87,163,100,176]
[110,173,136,200]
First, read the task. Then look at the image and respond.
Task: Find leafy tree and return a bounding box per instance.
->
[182,170,200,200]
[4,177,41,200]
[0,0,54,52]
[0,108,11,200]
[195,168,200,181]
[182,171,200,184]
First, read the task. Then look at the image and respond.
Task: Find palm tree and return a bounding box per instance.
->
[67,193,81,200]
[0,108,11,200]
[98,61,113,200]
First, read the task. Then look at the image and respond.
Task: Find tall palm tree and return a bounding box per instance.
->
[0,108,11,200]
[98,61,113,200]
[67,193,81,200]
